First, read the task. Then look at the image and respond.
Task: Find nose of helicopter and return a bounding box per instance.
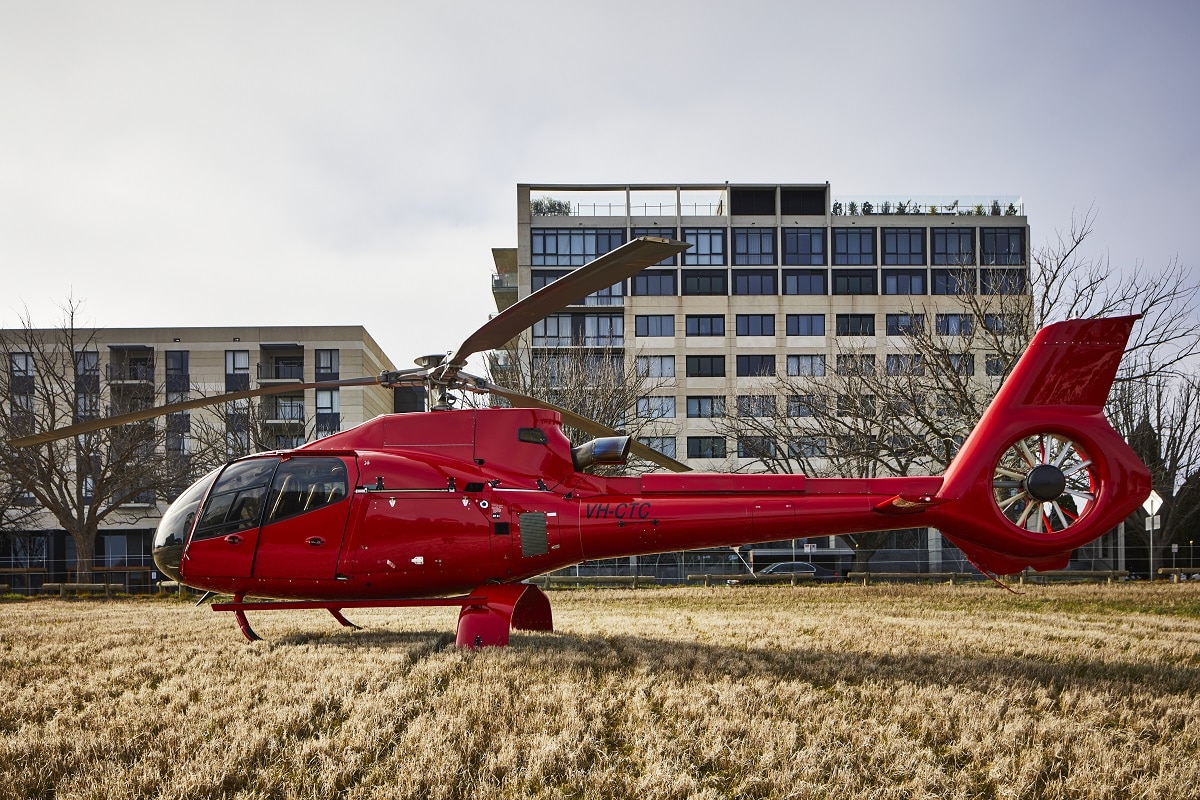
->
[153,468,221,583]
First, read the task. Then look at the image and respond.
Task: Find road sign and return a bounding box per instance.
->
[1144,490,1163,516]
[1146,516,1161,532]
[804,543,816,553]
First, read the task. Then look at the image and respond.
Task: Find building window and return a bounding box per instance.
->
[732,269,777,295]
[632,228,678,266]
[836,355,876,376]
[787,354,826,376]
[836,314,876,336]
[630,270,677,296]
[738,436,776,458]
[985,354,1008,376]
[316,389,340,437]
[832,228,875,265]
[687,436,727,459]
[980,228,1026,265]
[637,355,675,378]
[638,436,677,459]
[782,269,826,295]
[736,354,775,377]
[737,395,776,417]
[736,314,775,336]
[685,315,725,336]
[980,268,1027,295]
[583,315,623,346]
[531,269,570,291]
[931,268,976,295]
[687,396,726,418]
[686,355,725,377]
[786,314,826,336]
[935,313,974,336]
[682,228,726,265]
[681,270,727,296]
[788,395,823,417]
[983,313,1022,334]
[635,315,674,337]
[636,396,676,419]
[886,353,925,376]
[315,349,339,380]
[789,435,827,458]
[225,350,250,391]
[882,269,926,295]
[882,228,925,265]
[946,354,975,376]
[885,313,925,336]
[10,352,33,378]
[932,228,975,265]
[532,315,573,346]
[783,228,825,265]
[732,229,776,265]
[532,228,625,266]
[832,269,877,295]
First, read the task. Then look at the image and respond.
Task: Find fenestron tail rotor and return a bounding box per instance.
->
[991,433,1098,534]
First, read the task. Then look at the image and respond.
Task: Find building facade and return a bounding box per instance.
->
[493,182,1068,575]
[0,324,398,591]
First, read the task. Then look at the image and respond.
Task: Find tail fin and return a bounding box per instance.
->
[928,316,1151,573]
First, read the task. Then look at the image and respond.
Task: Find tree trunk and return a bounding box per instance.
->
[72,531,96,583]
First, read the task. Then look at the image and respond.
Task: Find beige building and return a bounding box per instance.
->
[494,182,1034,573]
[1,324,398,589]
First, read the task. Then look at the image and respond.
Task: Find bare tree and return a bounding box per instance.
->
[0,300,196,581]
[714,213,1200,569]
[1108,373,1200,572]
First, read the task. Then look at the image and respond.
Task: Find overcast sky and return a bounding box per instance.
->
[1,1,1196,369]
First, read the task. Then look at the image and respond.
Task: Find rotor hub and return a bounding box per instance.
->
[1023,464,1067,502]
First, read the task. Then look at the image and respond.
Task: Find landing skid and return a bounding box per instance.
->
[210,583,553,647]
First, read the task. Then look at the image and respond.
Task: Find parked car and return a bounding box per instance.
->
[759,561,837,579]
[727,561,838,584]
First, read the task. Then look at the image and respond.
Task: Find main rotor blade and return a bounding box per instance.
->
[7,375,385,448]
[489,385,691,473]
[447,236,689,368]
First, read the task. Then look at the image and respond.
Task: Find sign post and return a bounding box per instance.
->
[1144,491,1163,580]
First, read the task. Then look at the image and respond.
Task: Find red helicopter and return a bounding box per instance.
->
[12,237,1152,646]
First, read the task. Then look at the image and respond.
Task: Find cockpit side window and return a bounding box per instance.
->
[264,458,348,524]
[192,458,280,540]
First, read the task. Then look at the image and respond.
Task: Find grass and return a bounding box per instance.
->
[3,583,1200,799]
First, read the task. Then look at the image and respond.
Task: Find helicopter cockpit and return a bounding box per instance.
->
[153,457,351,582]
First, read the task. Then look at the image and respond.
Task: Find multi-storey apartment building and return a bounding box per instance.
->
[0,325,398,590]
[494,182,1037,574]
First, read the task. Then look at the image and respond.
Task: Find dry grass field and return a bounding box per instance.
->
[2,583,1200,800]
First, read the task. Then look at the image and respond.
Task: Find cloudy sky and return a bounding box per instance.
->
[1,1,1196,368]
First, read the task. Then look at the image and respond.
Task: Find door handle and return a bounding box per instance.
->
[224,534,242,545]
[306,536,325,547]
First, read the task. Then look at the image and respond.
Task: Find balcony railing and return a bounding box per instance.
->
[258,362,304,381]
[106,363,155,383]
[492,274,518,290]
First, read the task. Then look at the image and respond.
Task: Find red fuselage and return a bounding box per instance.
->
[157,408,943,600]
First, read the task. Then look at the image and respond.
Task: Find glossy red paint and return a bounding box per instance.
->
[160,316,1151,644]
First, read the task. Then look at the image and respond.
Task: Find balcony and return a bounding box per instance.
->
[258,359,304,382]
[106,361,155,384]
[262,399,305,425]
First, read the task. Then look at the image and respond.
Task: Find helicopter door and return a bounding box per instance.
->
[251,456,356,581]
[184,458,280,579]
